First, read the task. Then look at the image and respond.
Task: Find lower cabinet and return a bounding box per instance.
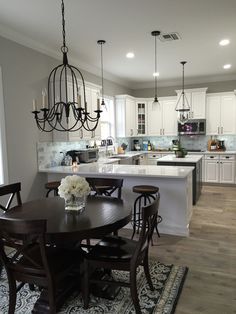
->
[205,154,235,184]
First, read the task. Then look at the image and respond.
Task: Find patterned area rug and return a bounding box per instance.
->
[0,260,188,314]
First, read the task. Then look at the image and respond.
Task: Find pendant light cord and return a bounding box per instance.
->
[154,34,157,98]
[100,43,104,100]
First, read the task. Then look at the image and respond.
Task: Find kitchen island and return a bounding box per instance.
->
[39,163,194,236]
[157,154,203,205]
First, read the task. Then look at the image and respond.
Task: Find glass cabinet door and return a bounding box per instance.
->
[136,102,147,135]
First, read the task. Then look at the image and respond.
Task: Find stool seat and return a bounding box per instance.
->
[45,181,60,197]
[133,185,159,195]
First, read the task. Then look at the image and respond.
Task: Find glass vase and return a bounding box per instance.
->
[65,195,86,213]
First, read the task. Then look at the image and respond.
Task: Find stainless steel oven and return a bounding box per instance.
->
[78,149,99,163]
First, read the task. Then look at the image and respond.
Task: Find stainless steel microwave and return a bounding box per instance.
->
[178,119,206,135]
[78,148,99,163]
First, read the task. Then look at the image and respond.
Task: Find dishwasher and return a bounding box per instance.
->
[147,153,162,165]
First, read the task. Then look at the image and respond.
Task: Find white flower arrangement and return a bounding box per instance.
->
[58,175,91,201]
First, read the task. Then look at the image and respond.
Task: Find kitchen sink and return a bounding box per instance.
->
[109,155,129,159]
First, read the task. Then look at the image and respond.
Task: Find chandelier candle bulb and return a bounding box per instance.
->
[97,98,100,110]
[42,90,46,108]
[32,99,36,111]
[77,94,81,108]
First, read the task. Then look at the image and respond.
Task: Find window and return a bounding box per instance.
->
[0,67,8,185]
[100,96,115,140]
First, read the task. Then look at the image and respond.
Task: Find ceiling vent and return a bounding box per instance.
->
[159,32,181,42]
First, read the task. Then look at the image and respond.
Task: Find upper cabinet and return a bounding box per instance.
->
[135,100,148,136]
[206,92,236,135]
[148,96,177,136]
[115,95,136,137]
[53,82,101,142]
[176,87,208,119]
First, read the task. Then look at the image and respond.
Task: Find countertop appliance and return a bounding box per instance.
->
[217,140,226,151]
[133,139,141,151]
[78,148,98,163]
[178,119,206,135]
[64,150,81,165]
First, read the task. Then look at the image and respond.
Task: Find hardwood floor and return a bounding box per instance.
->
[121,185,236,314]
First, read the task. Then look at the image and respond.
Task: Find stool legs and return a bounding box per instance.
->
[132,193,161,243]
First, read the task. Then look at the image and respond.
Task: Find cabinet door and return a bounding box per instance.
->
[220,161,235,183]
[136,101,147,136]
[147,100,162,136]
[206,95,221,135]
[191,91,206,119]
[125,98,136,137]
[205,160,219,183]
[161,99,177,136]
[220,94,236,135]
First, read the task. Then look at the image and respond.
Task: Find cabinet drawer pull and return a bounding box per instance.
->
[210,156,214,158]
[225,156,230,159]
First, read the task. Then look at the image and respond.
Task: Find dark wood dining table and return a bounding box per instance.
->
[1,195,131,313]
[2,195,131,243]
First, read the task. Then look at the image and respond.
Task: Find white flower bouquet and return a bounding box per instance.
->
[58,175,91,211]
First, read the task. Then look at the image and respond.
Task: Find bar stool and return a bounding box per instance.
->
[45,181,60,197]
[131,185,162,242]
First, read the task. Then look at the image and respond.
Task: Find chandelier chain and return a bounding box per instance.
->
[61,0,67,51]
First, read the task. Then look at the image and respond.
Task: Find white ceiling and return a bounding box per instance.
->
[0,0,236,89]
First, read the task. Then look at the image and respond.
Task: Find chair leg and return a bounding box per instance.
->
[130,268,142,314]
[143,253,154,291]
[83,260,90,309]
[46,189,51,198]
[48,285,56,314]
[8,277,17,314]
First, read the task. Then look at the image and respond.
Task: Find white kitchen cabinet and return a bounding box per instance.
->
[206,92,236,135]
[205,154,235,184]
[53,82,101,142]
[205,155,219,183]
[148,96,177,136]
[135,100,148,136]
[176,88,208,119]
[115,95,136,137]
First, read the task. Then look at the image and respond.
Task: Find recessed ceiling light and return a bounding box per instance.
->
[126,52,135,59]
[153,72,159,77]
[219,39,230,46]
[223,64,231,69]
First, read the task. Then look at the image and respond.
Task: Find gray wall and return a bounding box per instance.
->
[131,80,236,98]
[0,35,130,201]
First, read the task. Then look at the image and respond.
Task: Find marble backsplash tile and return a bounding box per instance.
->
[38,135,236,168]
[118,135,236,151]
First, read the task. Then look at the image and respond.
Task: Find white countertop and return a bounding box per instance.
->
[157,154,203,163]
[39,163,194,179]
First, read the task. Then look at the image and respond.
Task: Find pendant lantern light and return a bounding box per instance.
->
[151,30,161,108]
[175,61,190,124]
[97,40,106,108]
[32,0,103,132]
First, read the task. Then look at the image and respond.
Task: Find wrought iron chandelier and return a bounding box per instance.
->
[151,30,161,108]
[97,40,106,107]
[32,0,103,132]
[175,61,190,124]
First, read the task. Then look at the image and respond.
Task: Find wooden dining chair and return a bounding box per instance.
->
[0,182,22,212]
[86,177,123,199]
[0,182,23,276]
[0,217,80,314]
[82,195,160,314]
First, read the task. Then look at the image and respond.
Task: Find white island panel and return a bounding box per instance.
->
[40,164,193,237]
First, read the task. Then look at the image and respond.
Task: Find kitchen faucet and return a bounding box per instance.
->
[105,136,115,156]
